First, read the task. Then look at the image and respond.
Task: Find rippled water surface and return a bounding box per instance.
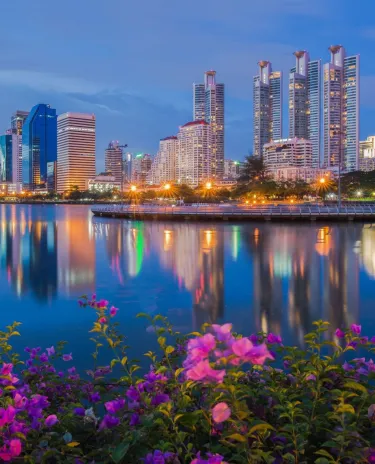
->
[1,204,375,366]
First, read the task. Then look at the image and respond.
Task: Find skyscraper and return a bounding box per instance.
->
[10,111,29,184]
[323,46,360,171]
[149,136,178,185]
[105,141,124,185]
[22,104,57,191]
[0,135,13,182]
[193,71,224,179]
[57,112,96,193]
[176,120,212,186]
[289,51,321,167]
[131,153,152,184]
[253,61,282,156]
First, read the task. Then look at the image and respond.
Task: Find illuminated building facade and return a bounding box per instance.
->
[176,120,212,187]
[253,61,282,156]
[131,153,152,185]
[105,141,124,185]
[149,136,178,185]
[57,112,96,193]
[10,110,29,184]
[359,136,375,172]
[22,104,57,191]
[323,45,360,171]
[193,71,224,179]
[289,51,321,167]
[223,159,243,179]
[263,138,313,171]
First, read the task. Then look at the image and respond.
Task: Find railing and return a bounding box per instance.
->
[91,204,375,217]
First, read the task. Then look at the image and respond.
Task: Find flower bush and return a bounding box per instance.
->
[0,295,375,463]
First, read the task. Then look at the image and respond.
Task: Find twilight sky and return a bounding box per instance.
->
[1,0,375,170]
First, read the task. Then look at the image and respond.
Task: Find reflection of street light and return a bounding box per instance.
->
[130,185,137,192]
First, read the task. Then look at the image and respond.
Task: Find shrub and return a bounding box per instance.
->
[0,296,374,463]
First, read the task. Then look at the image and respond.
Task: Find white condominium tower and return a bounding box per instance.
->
[176,120,212,187]
[149,136,178,185]
[105,141,124,185]
[253,61,282,156]
[57,113,96,193]
[323,45,360,171]
[193,71,224,179]
[289,51,321,167]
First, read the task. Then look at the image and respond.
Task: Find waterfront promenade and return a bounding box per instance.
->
[91,204,375,221]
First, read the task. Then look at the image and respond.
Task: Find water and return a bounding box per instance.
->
[1,204,375,368]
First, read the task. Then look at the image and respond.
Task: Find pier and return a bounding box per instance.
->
[91,204,375,222]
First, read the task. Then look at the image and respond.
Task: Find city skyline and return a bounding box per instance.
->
[1,0,375,170]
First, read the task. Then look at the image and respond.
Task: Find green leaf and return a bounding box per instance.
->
[343,381,368,394]
[315,449,335,460]
[175,411,201,426]
[67,442,80,447]
[315,459,331,464]
[165,345,175,355]
[110,359,119,369]
[226,433,247,443]
[121,356,128,366]
[112,442,130,463]
[336,404,355,414]
[157,336,166,348]
[249,422,275,435]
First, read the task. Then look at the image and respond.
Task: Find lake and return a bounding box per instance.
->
[1,204,375,368]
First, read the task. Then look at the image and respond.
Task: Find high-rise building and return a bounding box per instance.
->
[323,46,360,171]
[359,136,375,172]
[176,120,212,186]
[193,71,224,179]
[22,104,57,191]
[131,153,152,185]
[288,51,321,167]
[10,111,29,184]
[0,135,13,182]
[105,141,124,185]
[253,61,282,156]
[57,112,96,193]
[263,138,313,170]
[223,159,243,179]
[149,136,178,185]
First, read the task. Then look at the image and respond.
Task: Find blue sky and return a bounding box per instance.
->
[1,0,375,170]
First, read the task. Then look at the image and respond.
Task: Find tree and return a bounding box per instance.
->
[240,155,268,182]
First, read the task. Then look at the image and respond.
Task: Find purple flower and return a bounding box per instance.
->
[187,333,216,364]
[45,415,58,427]
[249,334,259,344]
[96,299,109,308]
[39,353,48,363]
[350,324,361,335]
[68,367,76,374]
[126,385,141,402]
[109,306,119,317]
[99,414,119,430]
[142,450,175,464]
[343,361,354,371]
[335,328,345,338]
[105,399,125,414]
[211,323,233,342]
[74,408,85,417]
[90,392,101,403]
[130,413,140,426]
[267,333,282,344]
[46,346,55,357]
[306,374,316,381]
[62,353,73,362]
[151,394,170,406]
[347,341,358,349]
[371,336,375,344]
[92,293,97,300]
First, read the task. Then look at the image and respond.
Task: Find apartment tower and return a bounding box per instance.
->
[57,113,96,193]
[253,61,282,156]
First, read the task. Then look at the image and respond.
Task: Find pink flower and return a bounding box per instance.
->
[186,360,225,384]
[98,317,107,324]
[0,406,16,428]
[46,346,55,356]
[0,363,13,376]
[231,338,273,365]
[62,353,73,362]
[96,299,109,308]
[231,338,253,357]
[45,414,58,427]
[109,306,119,317]
[211,323,233,342]
[212,402,231,423]
[187,334,216,363]
[335,328,345,338]
[306,374,316,381]
[350,324,361,335]
[0,439,22,462]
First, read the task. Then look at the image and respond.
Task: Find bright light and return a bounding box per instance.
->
[319,178,326,184]
[113,195,118,200]
[130,185,137,192]
[261,200,265,204]
[245,200,249,204]
[356,190,362,197]
[372,192,375,196]
[164,183,171,190]
[205,182,212,190]
[290,199,294,203]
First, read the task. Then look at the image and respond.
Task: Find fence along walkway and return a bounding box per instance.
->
[91,204,375,221]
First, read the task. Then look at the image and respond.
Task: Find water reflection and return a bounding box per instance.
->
[1,204,375,347]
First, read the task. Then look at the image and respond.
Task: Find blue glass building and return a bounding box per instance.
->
[0,134,13,182]
[22,104,57,191]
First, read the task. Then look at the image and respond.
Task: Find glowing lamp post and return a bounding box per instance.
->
[130,185,137,192]
[205,182,212,190]
[164,183,171,191]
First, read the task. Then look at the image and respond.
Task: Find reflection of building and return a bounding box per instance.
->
[253,61,282,156]
[176,121,212,187]
[22,104,57,191]
[57,112,96,193]
[57,208,95,296]
[360,227,375,278]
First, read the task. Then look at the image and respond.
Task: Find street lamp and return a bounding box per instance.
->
[205,182,212,190]
[319,178,326,184]
[130,185,137,192]
[164,183,171,190]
